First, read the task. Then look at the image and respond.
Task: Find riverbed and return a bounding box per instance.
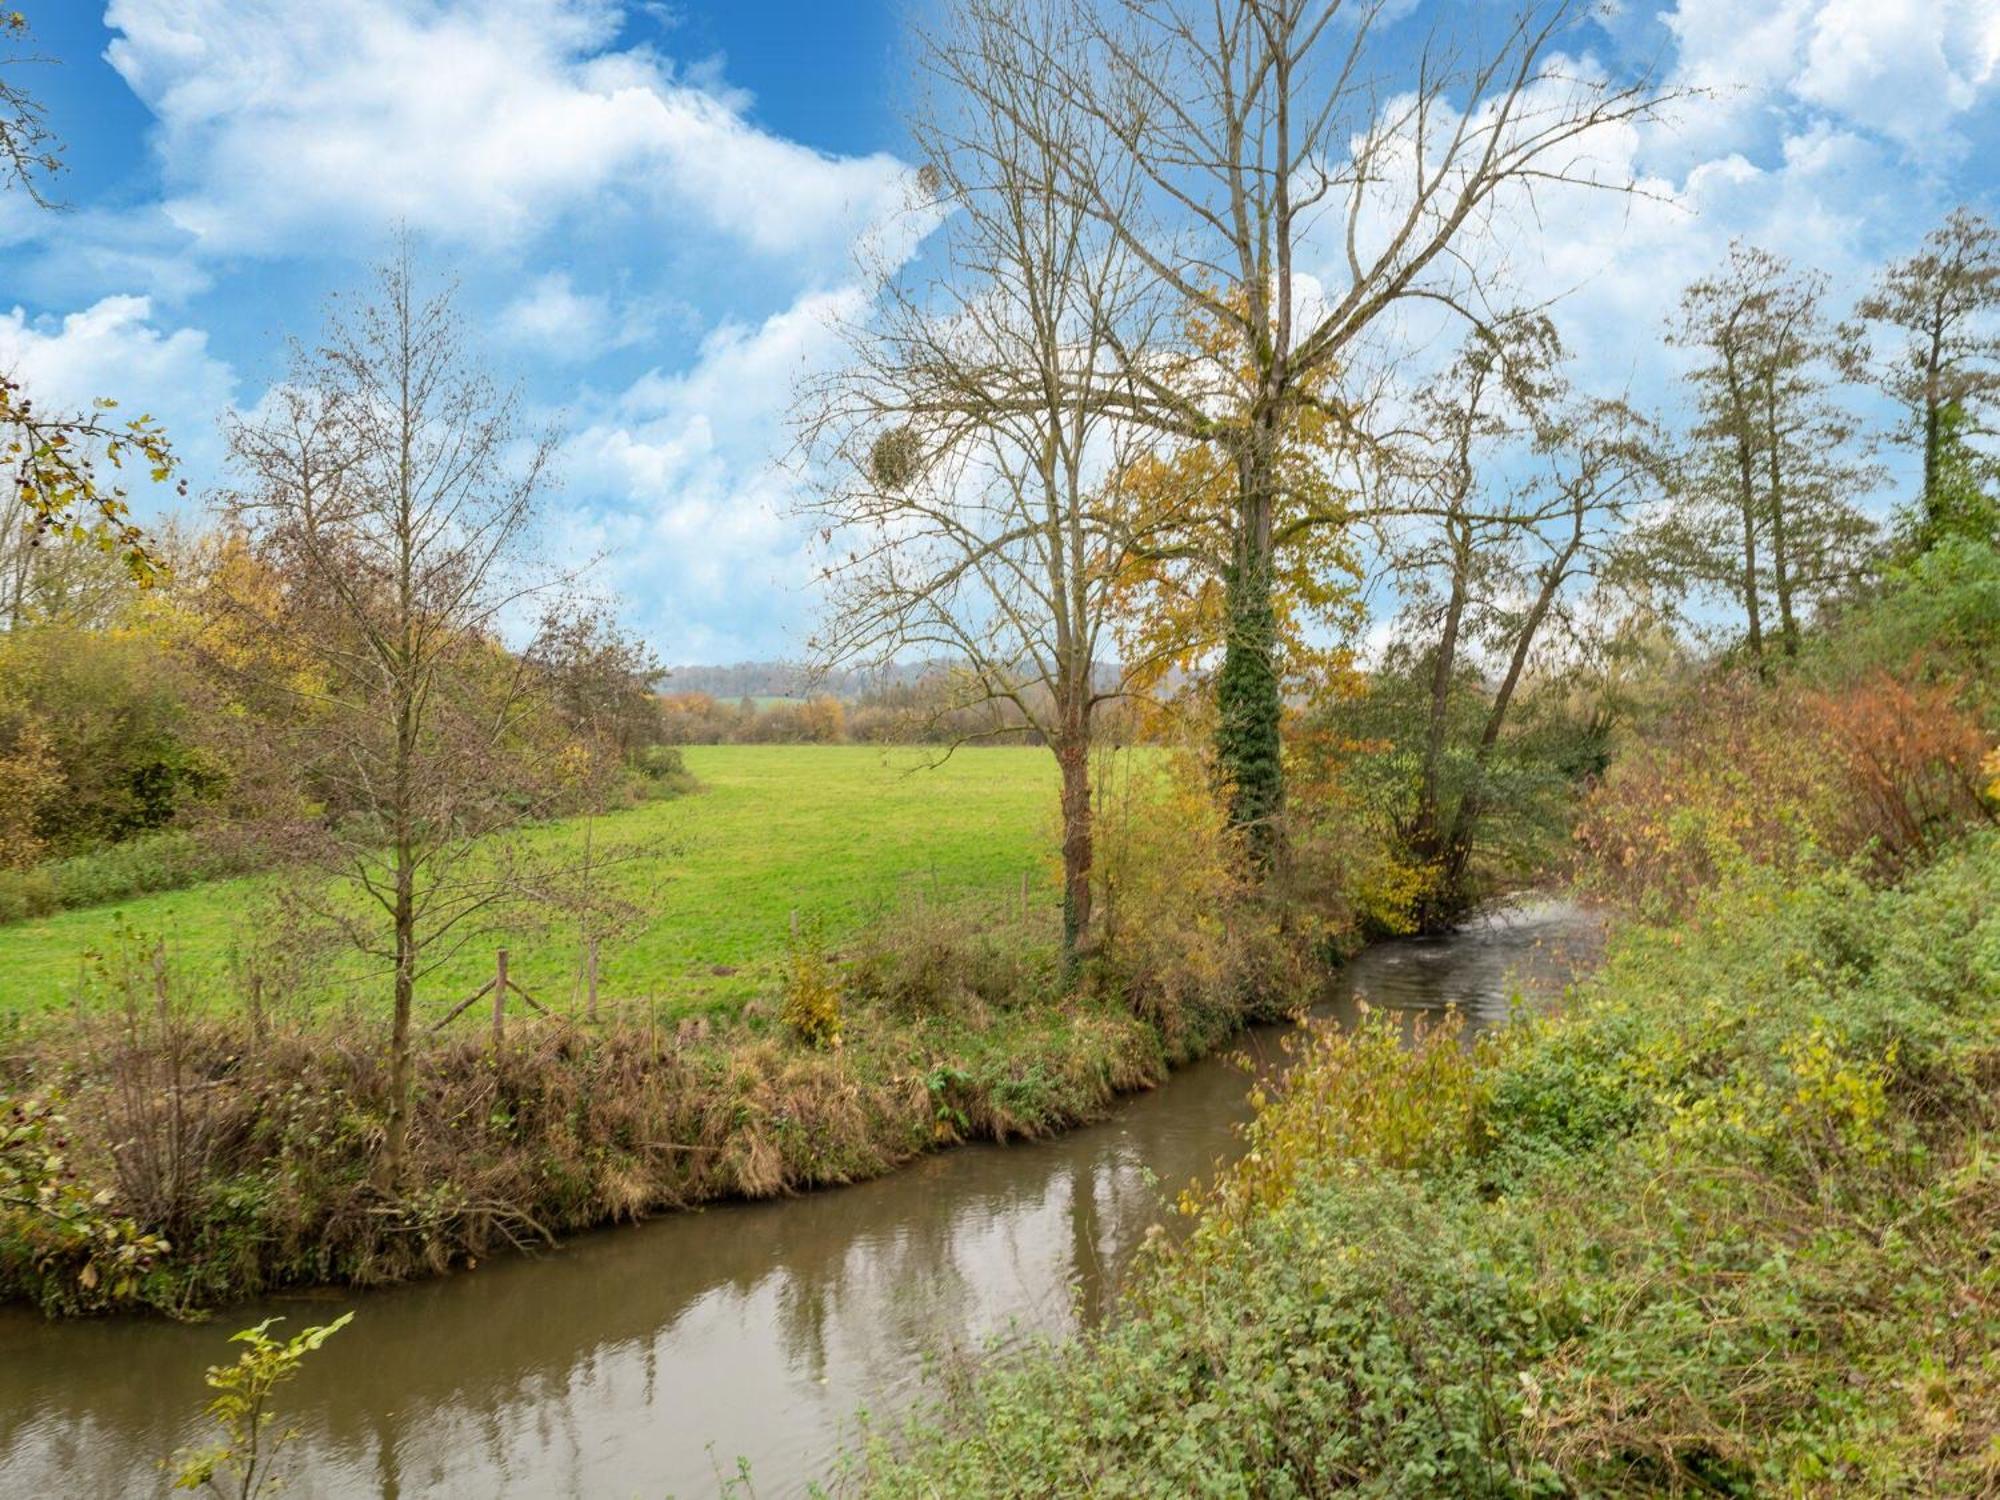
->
[0,897,1602,1498]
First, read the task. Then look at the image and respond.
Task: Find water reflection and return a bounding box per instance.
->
[0,899,1601,1499]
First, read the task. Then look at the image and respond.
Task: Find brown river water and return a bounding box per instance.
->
[0,897,1603,1499]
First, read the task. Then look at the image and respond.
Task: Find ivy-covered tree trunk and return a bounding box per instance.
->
[1217,423,1286,871]
[1216,556,1284,869]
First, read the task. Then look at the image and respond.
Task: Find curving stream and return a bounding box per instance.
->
[0,897,1602,1499]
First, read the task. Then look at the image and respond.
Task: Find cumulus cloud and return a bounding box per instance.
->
[495,270,689,362]
[1316,0,1999,429]
[1666,0,2000,159]
[102,0,910,264]
[552,284,868,659]
[16,0,1992,661]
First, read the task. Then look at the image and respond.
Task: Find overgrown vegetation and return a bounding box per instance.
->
[851,821,2000,1498]
[844,532,2000,1495]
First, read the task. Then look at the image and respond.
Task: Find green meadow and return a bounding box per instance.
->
[0,745,1064,1022]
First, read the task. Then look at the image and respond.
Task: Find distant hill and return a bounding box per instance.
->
[660,661,937,700]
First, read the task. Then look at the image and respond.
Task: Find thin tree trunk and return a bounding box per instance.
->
[1412,518,1471,873]
[1441,510,1584,904]
[382,865,415,1185]
[1725,347,1766,666]
[1056,731,1092,970]
[1764,382,1799,655]
[1921,312,1945,528]
[1735,434,1765,665]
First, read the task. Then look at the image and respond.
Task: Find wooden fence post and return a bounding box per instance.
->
[1020,869,1030,924]
[492,948,509,1048]
[152,941,170,1023]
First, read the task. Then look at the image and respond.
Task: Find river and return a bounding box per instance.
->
[0,897,1602,1499]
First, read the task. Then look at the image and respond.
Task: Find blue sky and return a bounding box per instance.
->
[1,0,1996,664]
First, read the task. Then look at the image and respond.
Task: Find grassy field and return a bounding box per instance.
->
[0,745,1064,1022]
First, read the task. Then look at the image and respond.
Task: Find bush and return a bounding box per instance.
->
[1090,754,1320,1051]
[0,830,269,927]
[626,744,697,801]
[0,1093,172,1315]
[1816,534,2000,728]
[0,622,227,858]
[858,831,2000,1497]
[780,920,844,1048]
[0,865,58,923]
[1576,669,1993,915]
[848,902,1053,1020]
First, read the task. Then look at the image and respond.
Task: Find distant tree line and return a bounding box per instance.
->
[657,673,1152,748]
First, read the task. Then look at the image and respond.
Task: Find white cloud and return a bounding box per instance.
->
[1291,0,2000,550]
[103,0,911,264]
[552,284,868,658]
[1794,0,2000,153]
[1666,0,2000,159]
[495,270,686,362]
[0,294,235,499]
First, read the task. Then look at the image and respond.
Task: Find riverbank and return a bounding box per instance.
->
[1,897,1601,1498]
[1,867,1329,1316]
[853,830,2000,1496]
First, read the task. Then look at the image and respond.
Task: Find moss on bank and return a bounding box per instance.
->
[849,832,2000,1497]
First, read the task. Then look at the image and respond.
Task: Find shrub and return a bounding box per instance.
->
[0,865,58,923]
[627,743,697,800]
[1576,669,1993,914]
[780,920,844,1048]
[0,622,227,857]
[1090,753,1319,1051]
[0,1093,172,1315]
[848,902,1051,1020]
[0,829,270,927]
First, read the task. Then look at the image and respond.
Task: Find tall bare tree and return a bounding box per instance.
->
[960,0,1676,866]
[801,0,1164,967]
[221,250,562,1181]
[1664,244,1878,663]
[1853,207,2000,537]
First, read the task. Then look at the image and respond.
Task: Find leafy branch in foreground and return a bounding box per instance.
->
[170,1312,353,1499]
[0,13,182,588]
[1,380,185,588]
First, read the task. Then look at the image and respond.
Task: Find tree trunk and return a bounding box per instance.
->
[1735,433,1765,666]
[380,866,415,1186]
[1439,517,1582,911]
[1056,732,1092,972]
[1412,519,1471,869]
[1922,399,1941,529]
[1764,384,1799,656]
[1216,428,1284,870]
